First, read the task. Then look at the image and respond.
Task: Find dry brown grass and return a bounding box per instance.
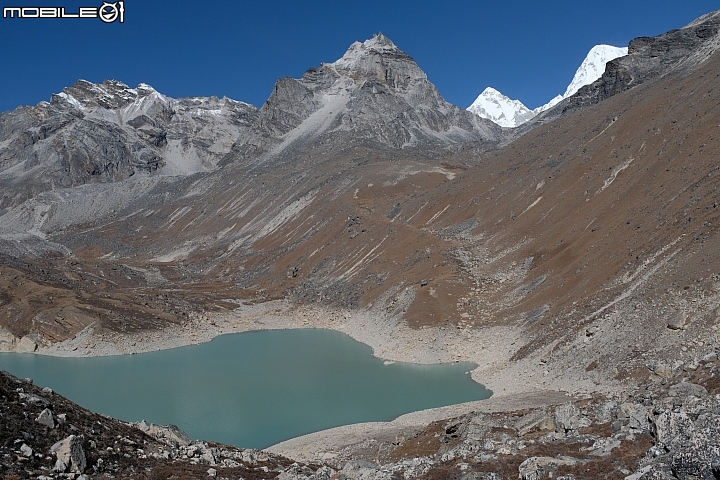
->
[389,422,449,461]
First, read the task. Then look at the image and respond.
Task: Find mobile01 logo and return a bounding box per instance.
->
[3,1,124,23]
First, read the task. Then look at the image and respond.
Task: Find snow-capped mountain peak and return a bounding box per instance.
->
[467,87,535,128]
[468,44,628,128]
[563,44,629,98]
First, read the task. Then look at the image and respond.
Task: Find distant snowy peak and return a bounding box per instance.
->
[563,44,629,98]
[467,87,535,128]
[468,44,628,128]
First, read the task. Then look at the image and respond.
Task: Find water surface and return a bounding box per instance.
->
[0,329,490,448]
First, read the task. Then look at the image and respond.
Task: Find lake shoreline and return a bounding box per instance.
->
[1,328,491,449]
[11,299,629,457]
[30,299,626,399]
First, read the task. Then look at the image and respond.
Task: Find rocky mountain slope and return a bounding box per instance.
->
[0,33,502,352]
[467,45,628,128]
[0,80,260,210]
[1,8,720,478]
[0,33,499,212]
[256,33,500,152]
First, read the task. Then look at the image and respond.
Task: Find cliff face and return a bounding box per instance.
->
[574,10,720,105]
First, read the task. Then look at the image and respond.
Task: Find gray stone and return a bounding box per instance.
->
[519,456,582,480]
[341,460,397,480]
[619,403,649,431]
[515,409,556,436]
[312,465,337,480]
[587,437,622,456]
[666,381,708,400]
[19,443,33,457]
[200,446,216,466]
[51,435,87,473]
[276,463,338,480]
[594,400,618,423]
[135,420,191,447]
[667,311,687,330]
[647,360,674,379]
[702,352,717,361]
[52,458,67,473]
[554,403,589,435]
[18,392,49,406]
[462,473,501,480]
[36,407,55,428]
[277,463,324,480]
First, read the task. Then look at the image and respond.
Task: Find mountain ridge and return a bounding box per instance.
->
[467,44,628,127]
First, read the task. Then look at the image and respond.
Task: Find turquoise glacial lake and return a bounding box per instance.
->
[0,329,491,448]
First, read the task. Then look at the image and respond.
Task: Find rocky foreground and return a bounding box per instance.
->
[0,369,298,480]
[2,352,720,479]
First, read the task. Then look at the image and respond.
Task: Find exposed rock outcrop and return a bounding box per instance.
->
[513,9,720,136]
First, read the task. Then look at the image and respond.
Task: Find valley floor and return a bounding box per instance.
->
[26,300,637,460]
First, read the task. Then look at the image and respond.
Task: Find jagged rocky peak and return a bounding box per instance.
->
[52,79,146,111]
[326,32,426,88]
[253,32,501,150]
[0,79,265,204]
[332,33,402,66]
[333,33,397,57]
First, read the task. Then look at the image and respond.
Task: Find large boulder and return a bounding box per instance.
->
[51,435,86,473]
[36,408,54,428]
[135,420,191,447]
[515,409,556,437]
[518,456,582,480]
[554,403,590,436]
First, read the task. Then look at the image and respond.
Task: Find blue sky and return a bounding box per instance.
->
[0,1,717,113]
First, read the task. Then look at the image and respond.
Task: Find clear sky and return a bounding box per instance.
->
[0,1,717,113]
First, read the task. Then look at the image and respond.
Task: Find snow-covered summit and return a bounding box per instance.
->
[467,44,628,128]
[563,45,628,98]
[467,87,535,128]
